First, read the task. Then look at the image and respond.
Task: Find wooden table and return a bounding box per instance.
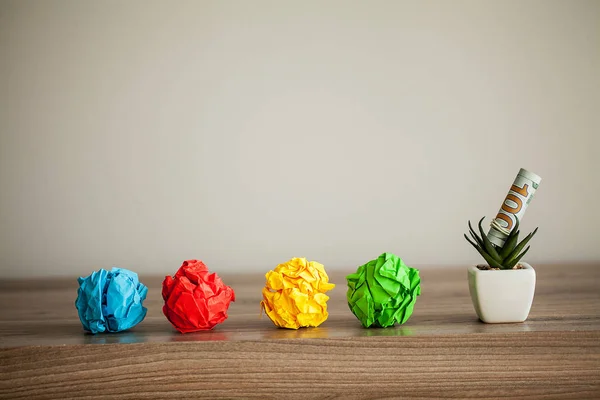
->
[1,264,599,399]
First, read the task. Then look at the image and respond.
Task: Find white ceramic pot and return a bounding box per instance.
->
[468,262,536,323]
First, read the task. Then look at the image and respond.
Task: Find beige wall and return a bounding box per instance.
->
[1,0,599,278]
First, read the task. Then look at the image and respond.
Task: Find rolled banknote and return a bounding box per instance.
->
[488,168,541,247]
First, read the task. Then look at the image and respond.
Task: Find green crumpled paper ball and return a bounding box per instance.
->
[346,252,421,328]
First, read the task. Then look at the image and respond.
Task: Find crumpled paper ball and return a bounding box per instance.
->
[162,259,235,333]
[346,252,421,328]
[261,257,335,329]
[75,267,148,334]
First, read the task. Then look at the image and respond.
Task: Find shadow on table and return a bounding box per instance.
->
[83,330,147,344]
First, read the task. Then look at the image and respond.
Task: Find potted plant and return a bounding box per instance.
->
[464,217,538,323]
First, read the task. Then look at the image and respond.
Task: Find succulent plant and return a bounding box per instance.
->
[464,217,537,270]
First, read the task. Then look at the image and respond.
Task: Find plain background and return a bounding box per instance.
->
[1,0,599,278]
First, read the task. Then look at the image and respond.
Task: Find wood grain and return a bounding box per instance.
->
[1,264,599,399]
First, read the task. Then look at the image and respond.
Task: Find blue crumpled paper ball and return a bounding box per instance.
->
[76,267,148,334]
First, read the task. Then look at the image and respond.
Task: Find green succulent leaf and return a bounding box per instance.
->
[478,218,502,263]
[505,246,530,269]
[499,217,521,259]
[468,220,484,247]
[469,230,483,248]
[477,246,505,269]
[464,234,504,269]
[500,229,520,259]
[464,234,479,249]
[506,227,538,262]
[513,215,521,232]
[466,216,537,270]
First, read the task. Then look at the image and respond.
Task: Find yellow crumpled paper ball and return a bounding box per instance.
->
[261,257,335,329]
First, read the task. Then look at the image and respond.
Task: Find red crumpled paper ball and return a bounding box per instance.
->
[162,260,235,333]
